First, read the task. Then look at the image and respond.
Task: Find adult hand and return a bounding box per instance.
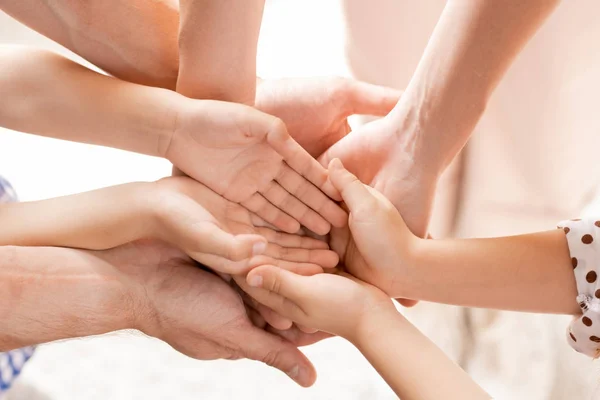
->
[165,99,347,235]
[105,239,323,387]
[320,115,438,239]
[255,77,401,158]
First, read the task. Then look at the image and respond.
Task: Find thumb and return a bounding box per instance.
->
[327,158,378,214]
[190,223,268,263]
[241,326,317,387]
[344,80,402,117]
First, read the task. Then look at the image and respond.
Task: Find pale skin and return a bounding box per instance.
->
[240,160,580,397]
[0,46,348,235]
[0,240,326,387]
[304,160,578,314]
[0,176,339,275]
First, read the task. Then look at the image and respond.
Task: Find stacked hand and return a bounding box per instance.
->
[241,159,417,338]
[98,240,326,387]
[165,100,347,235]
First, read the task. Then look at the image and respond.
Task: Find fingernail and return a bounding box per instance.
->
[252,241,267,256]
[331,158,343,170]
[288,365,310,386]
[248,275,263,287]
[287,365,299,379]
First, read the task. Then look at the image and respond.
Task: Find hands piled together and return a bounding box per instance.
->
[0,0,443,391]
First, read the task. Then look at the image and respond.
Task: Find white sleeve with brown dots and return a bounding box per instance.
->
[558,218,600,358]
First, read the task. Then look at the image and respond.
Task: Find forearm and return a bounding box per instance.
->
[395,0,560,174]
[176,0,264,103]
[404,229,579,314]
[0,246,135,350]
[0,46,181,157]
[0,0,180,88]
[354,309,489,400]
[0,183,156,250]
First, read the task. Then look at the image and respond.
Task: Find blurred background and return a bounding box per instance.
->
[2,0,600,399]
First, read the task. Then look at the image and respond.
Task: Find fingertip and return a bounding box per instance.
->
[246,265,274,287]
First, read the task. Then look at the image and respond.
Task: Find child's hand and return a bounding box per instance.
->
[149,177,339,275]
[327,159,420,297]
[242,265,394,340]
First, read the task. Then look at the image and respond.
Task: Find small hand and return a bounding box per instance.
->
[149,176,339,275]
[165,100,347,235]
[326,159,420,298]
[255,77,401,158]
[243,264,393,341]
[106,240,323,387]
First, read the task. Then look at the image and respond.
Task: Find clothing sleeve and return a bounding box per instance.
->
[558,218,600,358]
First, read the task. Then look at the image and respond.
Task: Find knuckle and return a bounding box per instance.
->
[259,350,282,368]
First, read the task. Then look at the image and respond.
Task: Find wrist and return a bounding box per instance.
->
[351,303,405,348]
[387,80,487,175]
[391,237,435,300]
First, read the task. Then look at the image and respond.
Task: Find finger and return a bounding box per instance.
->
[296,324,318,334]
[233,275,294,330]
[247,265,311,303]
[259,180,332,235]
[241,325,316,387]
[255,227,329,249]
[268,325,333,347]
[188,224,268,262]
[328,158,378,213]
[193,253,324,276]
[242,193,300,234]
[276,164,347,228]
[344,80,402,117]
[265,119,342,201]
[263,244,339,268]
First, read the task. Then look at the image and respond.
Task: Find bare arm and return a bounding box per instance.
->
[0,46,177,156]
[0,0,180,89]
[176,0,265,103]
[395,0,561,174]
[407,229,579,315]
[356,309,490,400]
[0,245,133,350]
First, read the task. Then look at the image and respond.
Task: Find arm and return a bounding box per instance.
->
[393,0,561,173]
[0,0,180,88]
[0,245,133,350]
[321,0,560,237]
[0,46,345,234]
[326,159,579,315]
[0,242,319,387]
[242,265,489,399]
[356,309,489,399]
[176,0,264,103]
[410,229,578,315]
[0,177,339,274]
[0,46,177,157]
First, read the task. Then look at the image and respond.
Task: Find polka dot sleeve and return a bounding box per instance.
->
[558,218,600,358]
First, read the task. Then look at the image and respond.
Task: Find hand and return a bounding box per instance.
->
[104,239,325,387]
[149,176,339,274]
[242,265,394,341]
[255,77,401,158]
[165,99,347,235]
[326,159,420,298]
[320,115,438,238]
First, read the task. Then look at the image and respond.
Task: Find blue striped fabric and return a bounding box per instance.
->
[0,176,35,398]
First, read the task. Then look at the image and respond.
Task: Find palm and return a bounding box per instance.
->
[167,101,344,235]
[256,77,355,157]
[320,117,435,237]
